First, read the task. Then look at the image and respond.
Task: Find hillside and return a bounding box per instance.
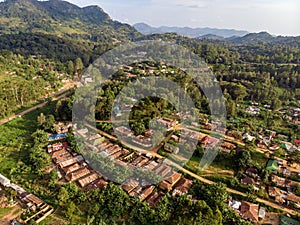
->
[229,32,300,46]
[0,0,141,63]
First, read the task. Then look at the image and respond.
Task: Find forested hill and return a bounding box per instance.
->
[0,0,139,41]
[0,0,141,64]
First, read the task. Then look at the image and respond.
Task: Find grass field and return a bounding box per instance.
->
[0,102,57,177]
[0,207,14,219]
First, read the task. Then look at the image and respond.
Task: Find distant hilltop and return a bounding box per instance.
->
[134,22,249,38]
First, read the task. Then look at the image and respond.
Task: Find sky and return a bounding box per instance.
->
[65,0,299,36]
[0,0,297,36]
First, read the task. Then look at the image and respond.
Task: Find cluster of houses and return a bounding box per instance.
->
[48,126,194,209]
[229,199,266,224]
[83,135,194,206]
[0,173,53,224]
[288,108,300,124]
[115,117,178,148]
[120,62,177,80]
[246,106,261,115]
[242,129,300,154]
[47,142,107,189]
[237,160,300,212]
[115,126,153,148]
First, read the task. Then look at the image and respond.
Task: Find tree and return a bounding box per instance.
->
[235,150,252,169]
[29,145,51,173]
[75,57,84,74]
[292,184,300,196]
[65,201,77,221]
[67,60,74,76]
[31,129,49,146]
[37,113,46,127]
[58,187,69,206]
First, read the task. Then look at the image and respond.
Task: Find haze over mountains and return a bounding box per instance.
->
[134,22,249,38]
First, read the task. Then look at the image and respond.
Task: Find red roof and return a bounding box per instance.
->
[294,139,300,145]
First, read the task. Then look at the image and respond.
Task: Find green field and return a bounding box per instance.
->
[0,207,14,218]
[0,102,57,177]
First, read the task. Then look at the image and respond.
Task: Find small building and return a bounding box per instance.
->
[159,180,172,191]
[77,173,99,188]
[172,178,193,197]
[266,160,279,173]
[139,185,155,201]
[146,192,164,208]
[245,167,259,178]
[268,186,286,204]
[122,179,139,194]
[0,173,11,187]
[240,201,259,223]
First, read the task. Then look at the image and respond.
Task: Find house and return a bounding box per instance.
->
[143,160,158,170]
[131,156,149,167]
[77,173,99,188]
[139,185,155,201]
[160,166,173,178]
[0,173,11,187]
[170,135,180,143]
[245,167,259,178]
[281,143,293,152]
[241,176,256,186]
[269,144,280,151]
[63,163,81,175]
[159,181,172,191]
[164,143,179,154]
[243,133,256,142]
[51,149,72,163]
[229,200,242,210]
[200,136,219,148]
[132,135,152,148]
[259,207,266,219]
[221,142,236,151]
[156,117,178,130]
[146,192,164,208]
[271,175,292,188]
[115,126,133,137]
[66,167,91,182]
[172,178,193,197]
[240,201,259,222]
[164,171,182,187]
[268,186,286,204]
[85,179,108,191]
[20,193,44,211]
[266,160,279,173]
[122,179,139,193]
[59,156,84,168]
[287,193,300,208]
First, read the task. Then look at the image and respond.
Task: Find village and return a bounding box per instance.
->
[1,111,299,225]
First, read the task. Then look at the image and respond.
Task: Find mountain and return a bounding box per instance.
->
[228,32,300,45]
[0,0,139,41]
[134,22,249,38]
[0,0,141,63]
[197,34,225,40]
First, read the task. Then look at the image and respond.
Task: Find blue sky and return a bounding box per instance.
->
[66,0,299,36]
[0,0,297,35]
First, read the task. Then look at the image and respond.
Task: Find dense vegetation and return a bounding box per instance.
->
[0,50,70,117]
